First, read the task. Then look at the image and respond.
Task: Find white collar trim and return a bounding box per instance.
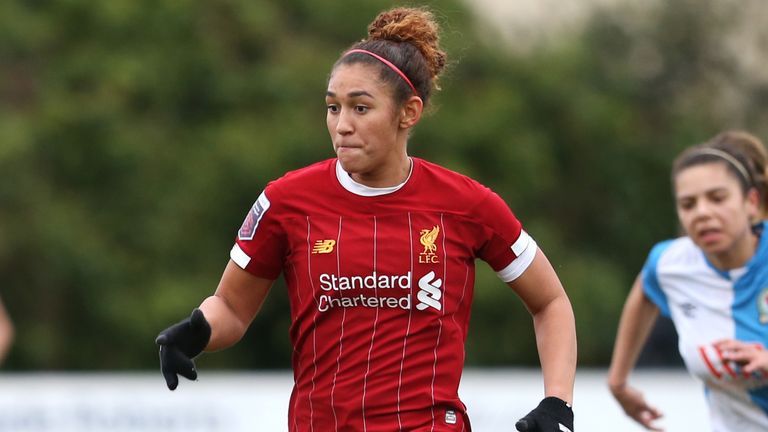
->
[335,159,413,197]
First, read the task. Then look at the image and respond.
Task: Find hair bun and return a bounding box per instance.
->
[367,7,446,81]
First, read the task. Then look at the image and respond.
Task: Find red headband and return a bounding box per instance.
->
[344,49,419,96]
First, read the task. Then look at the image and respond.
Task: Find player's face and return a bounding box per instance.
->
[326,63,405,185]
[674,162,759,263]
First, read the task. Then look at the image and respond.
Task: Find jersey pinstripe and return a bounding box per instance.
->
[642,222,768,431]
[232,158,536,431]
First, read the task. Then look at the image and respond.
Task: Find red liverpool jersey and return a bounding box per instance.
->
[231,158,536,432]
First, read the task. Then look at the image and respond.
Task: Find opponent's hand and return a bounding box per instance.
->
[610,383,663,431]
[515,396,574,432]
[716,339,768,374]
[155,308,211,390]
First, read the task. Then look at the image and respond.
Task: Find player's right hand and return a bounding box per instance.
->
[610,383,663,431]
[515,396,574,432]
[155,308,211,390]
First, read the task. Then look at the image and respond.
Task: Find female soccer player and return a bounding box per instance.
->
[156,7,576,431]
[608,131,768,431]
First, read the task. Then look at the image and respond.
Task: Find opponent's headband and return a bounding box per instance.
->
[344,49,418,97]
[693,148,752,185]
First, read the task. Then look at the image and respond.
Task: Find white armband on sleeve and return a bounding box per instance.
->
[496,230,537,283]
[230,243,252,269]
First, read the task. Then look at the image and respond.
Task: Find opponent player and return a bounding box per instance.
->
[607,130,768,431]
[156,6,576,431]
[0,296,12,365]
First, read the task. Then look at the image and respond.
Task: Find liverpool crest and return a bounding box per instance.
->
[419,225,440,264]
[759,288,768,324]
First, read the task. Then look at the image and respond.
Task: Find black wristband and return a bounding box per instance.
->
[537,396,572,419]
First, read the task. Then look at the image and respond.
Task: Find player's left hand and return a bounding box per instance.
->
[716,339,768,374]
[155,308,211,390]
[515,396,573,432]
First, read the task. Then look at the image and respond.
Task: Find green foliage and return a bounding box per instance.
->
[1,0,766,370]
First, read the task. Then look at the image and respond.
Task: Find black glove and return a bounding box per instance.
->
[515,397,573,432]
[155,308,211,390]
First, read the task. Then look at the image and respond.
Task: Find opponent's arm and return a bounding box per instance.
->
[607,274,663,431]
[509,248,576,431]
[0,297,13,365]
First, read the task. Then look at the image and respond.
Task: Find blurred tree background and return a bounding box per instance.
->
[1,0,767,370]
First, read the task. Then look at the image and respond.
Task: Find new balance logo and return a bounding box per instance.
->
[312,239,336,254]
[416,271,442,311]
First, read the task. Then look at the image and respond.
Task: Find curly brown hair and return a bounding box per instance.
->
[333,7,447,108]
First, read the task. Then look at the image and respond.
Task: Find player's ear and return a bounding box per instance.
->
[745,187,761,224]
[398,96,423,129]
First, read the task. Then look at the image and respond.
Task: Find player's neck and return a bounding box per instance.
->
[350,156,412,189]
[705,232,758,271]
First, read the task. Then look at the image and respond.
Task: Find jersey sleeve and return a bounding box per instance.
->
[474,190,537,283]
[641,240,673,318]
[229,184,287,280]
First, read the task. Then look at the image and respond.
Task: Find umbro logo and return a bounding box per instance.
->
[680,302,697,318]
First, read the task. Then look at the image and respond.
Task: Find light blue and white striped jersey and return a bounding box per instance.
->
[642,222,768,431]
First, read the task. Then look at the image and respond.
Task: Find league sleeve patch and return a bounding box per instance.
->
[238,191,271,241]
